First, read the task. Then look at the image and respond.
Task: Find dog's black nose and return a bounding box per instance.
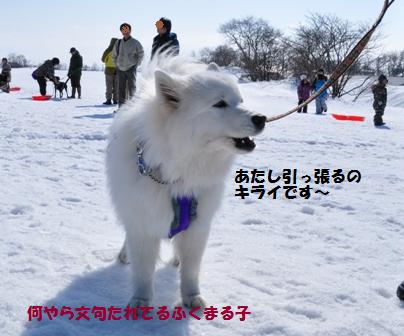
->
[251,115,266,130]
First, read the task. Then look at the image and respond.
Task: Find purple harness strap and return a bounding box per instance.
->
[169,196,197,238]
[135,143,197,238]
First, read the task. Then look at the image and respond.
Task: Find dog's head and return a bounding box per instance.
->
[153,63,266,154]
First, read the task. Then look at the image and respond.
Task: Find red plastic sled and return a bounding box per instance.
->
[332,114,365,122]
[9,87,21,92]
[32,95,52,101]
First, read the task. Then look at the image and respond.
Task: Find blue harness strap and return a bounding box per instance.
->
[169,196,198,238]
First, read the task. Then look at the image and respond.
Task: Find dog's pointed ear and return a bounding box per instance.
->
[155,70,180,109]
[207,62,220,72]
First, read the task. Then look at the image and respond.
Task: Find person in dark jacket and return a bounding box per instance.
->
[1,57,11,78]
[397,281,404,300]
[372,74,388,126]
[297,75,311,113]
[101,38,118,105]
[0,57,11,93]
[68,47,83,99]
[312,69,329,115]
[32,57,60,96]
[151,17,179,59]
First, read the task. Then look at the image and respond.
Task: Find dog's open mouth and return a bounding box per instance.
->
[232,137,256,152]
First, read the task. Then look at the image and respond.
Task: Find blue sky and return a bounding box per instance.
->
[1,0,403,66]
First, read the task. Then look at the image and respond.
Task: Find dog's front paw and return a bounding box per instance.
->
[182,294,206,309]
[128,296,150,308]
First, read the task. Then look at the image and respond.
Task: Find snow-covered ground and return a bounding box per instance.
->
[1,68,404,336]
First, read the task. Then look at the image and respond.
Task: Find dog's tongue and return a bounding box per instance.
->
[233,137,256,151]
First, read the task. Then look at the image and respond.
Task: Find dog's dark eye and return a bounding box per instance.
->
[213,100,228,108]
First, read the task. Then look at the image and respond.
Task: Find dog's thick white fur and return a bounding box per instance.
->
[106,56,266,308]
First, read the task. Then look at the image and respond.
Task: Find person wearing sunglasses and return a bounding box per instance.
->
[151,17,179,59]
[112,23,144,108]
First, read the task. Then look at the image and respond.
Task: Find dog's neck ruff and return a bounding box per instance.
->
[136,142,198,238]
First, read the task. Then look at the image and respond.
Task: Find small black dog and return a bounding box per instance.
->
[53,76,68,99]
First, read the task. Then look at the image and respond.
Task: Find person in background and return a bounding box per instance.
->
[397,281,404,301]
[112,23,144,108]
[32,58,60,96]
[372,74,388,127]
[151,17,179,59]
[102,38,118,105]
[297,74,311,113]
[312,69,329,115]
[0,58,12,92]
[67,47,83,99]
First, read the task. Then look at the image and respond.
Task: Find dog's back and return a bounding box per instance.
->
[54,77,68,99]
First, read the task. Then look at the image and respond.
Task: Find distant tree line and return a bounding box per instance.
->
[200,15,403,98]
[4,53,102,71]
[374,51,404,77]
[6,53,30,68]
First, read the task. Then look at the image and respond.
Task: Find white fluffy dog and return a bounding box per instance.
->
[106,57,266,308]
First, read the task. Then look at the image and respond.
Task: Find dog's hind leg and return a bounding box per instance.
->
[126,229,160,307]
[168,254,180,268]
[118,237,129,264]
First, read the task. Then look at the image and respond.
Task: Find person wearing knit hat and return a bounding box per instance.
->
[112,22,144,108]
[312,68,329,115]
[371,74,388,126]
[151,17,180,59]
[67,47,83,99]
[297,74,311,113]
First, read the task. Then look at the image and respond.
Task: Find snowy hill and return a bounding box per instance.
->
[1,68,404,336]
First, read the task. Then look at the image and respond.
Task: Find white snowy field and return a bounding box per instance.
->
[1,68,404,336]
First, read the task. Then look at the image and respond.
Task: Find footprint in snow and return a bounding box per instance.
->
[92,250,117,263]
[320,202,337,209]
[242,218,265,225]
[281,304,323,320]
[45,176,61,182]
[301,206,315,215]
[62,197,82,203]
[9,267,36,274]
[335,294,357,305]
[340,205,355,212]
[10,205,33,215]
[374,287,393,299]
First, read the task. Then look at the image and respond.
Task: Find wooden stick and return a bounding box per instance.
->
[266,0,396,123]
